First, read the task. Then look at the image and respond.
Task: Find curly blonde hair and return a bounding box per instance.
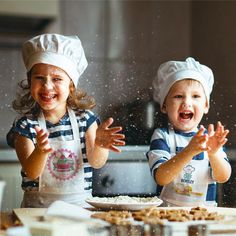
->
[12,72,96,116]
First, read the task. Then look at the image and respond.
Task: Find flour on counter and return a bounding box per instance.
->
[87,196,161,204]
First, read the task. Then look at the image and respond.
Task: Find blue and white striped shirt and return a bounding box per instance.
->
[6,109,99,194]
[146,127,229,202]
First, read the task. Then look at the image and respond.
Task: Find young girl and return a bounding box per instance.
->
[147,57,231,207]
[6,34,125,208]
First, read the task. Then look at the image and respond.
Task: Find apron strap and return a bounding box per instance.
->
[67,108,80,140]
[38,111,46,130]
[37,108,80,141]
[168,124,176,156]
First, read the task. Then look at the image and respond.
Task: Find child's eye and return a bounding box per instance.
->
[174,95,182,98]
[53,77,62,82]
[193,94,201,98]
[34,76,44,80]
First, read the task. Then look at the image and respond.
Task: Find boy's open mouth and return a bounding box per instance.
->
[179,112,193,119]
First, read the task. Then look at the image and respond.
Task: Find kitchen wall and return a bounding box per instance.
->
[0,0,236,208]
[0,0,191,147]
[0,0,235,147]
[191,1,236,150]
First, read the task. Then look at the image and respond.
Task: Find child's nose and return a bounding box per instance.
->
[182,103,191,109]
[43,78,53,88]
[182,98,192,108]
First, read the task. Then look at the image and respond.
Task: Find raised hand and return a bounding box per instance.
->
[207,121,229,156]
[185,125,209,156]
[34,126,53,154]
[95,117,125,152]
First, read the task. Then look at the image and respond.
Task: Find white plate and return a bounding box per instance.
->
[85,198,163,211]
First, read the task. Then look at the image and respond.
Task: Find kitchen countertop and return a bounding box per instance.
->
[0,146,150,162]
[108,145,149,161]
[2,206,236,236]
[0,147,236,162]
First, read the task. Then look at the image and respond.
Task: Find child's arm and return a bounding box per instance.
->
[155,126,209,186]
[207,121,231,183]
[86,117,125,168]
[14,126,52,180]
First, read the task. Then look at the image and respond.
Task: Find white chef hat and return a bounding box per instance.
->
[153,57,214,108]
[22,33,88,87]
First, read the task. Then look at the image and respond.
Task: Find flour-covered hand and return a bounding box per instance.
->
[207,121,229,156]
[35,126,53,153]
[185,125,209,156]
[95,118,125,152]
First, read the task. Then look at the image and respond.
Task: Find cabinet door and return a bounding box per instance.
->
[0,163,23,211]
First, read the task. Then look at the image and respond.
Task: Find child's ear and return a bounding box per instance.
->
[204,103,209,114]
[161,104,167,113]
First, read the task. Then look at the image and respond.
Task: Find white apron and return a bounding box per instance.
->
[160,126,209,207]
[21,108,91,208]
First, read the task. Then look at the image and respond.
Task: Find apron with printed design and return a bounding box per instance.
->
[160,126,209,206]
[22,108,90,208]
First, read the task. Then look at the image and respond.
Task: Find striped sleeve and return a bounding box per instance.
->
[77,110,100,191]
[6,115,38,147]
[146,128,171,177]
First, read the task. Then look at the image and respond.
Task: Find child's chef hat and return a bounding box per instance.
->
[22,33,88,87]
[153,57,214,108]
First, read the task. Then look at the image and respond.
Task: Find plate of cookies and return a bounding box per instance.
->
[86,195,163,210]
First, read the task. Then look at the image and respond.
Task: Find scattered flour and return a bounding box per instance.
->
[87,196,161,204]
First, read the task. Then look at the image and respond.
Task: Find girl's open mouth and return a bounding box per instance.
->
[40,93,57,102]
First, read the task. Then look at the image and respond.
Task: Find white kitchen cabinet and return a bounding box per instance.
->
[0,162,23,212]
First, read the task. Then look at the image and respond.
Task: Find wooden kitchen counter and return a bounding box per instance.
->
[0,212,22,230]
[2,207,236,235]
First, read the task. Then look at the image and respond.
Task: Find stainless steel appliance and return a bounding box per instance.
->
[92,146,157,197]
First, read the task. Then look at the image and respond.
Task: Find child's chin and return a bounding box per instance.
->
[178,124,196,132]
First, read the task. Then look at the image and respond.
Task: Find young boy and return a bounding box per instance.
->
[147,57,231,206]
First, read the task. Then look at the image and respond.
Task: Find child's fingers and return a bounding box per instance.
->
[217,121,223,129]
[99,117,114,129]
[40,138,50,146]
[196,125,205,136]
[35,126,48,139]
[37,131,49,143]
[215,121,228,135]
[34,126,52,153]
[215,126,229,139]
[224,129,230,137]
[217,135,228,143]
[112,133,125,140]
[109,145,122,153]
[201,146,210,152]
[215,122,223,134]
[197,134,208,143]
[219,129,229,139]
[221,138,228,146]
[111,139,126,146]
[207,124,214,136]
[108,126,123,134]
[35,126,43,134]
[38,138,52,152]
[35,126,51,147]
